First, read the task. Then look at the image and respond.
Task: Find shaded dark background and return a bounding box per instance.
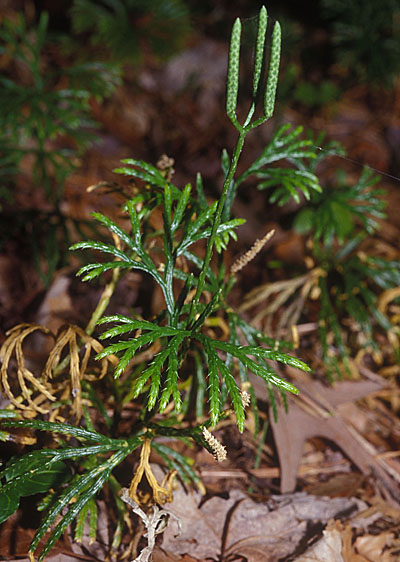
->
[1,0,399,330]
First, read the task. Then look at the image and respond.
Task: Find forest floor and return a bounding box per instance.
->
[1,20,400,562]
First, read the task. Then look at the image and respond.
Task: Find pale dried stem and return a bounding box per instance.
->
[121,488,181,562]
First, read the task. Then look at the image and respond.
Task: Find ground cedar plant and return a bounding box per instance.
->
[0,12,121,284]
[241,159,400,379]
[0,5,399,562]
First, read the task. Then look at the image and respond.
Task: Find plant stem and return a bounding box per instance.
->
[85,266,121,336]
[189,132,246,324]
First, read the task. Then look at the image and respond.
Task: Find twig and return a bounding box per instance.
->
[121,488,181,562]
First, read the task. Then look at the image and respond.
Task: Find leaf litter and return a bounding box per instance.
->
[159,479,365,561]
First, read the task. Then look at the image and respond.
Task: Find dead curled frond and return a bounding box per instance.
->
[239,267,326,334]
[0,324,56,415]
[44,324,116,418]
[378,287,400,350]
[0,323,117,419]
[129,439,177,506]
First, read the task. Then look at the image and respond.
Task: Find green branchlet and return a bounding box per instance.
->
[0,11,121,284]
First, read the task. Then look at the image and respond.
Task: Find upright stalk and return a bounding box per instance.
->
[189,132,245,323]
[188,6,280,325]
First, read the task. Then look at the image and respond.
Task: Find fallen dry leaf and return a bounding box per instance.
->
[0,512,99,562]
[153,547,201,562]
[354,532,399,562]
[160,481,366,561]
[339,522,368,562]
[9,556,103,562]
[306,473,365,498]
[7,554,80,562]
[253,371,400,504]
[294,519,345,562]
[67,500,110,561]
